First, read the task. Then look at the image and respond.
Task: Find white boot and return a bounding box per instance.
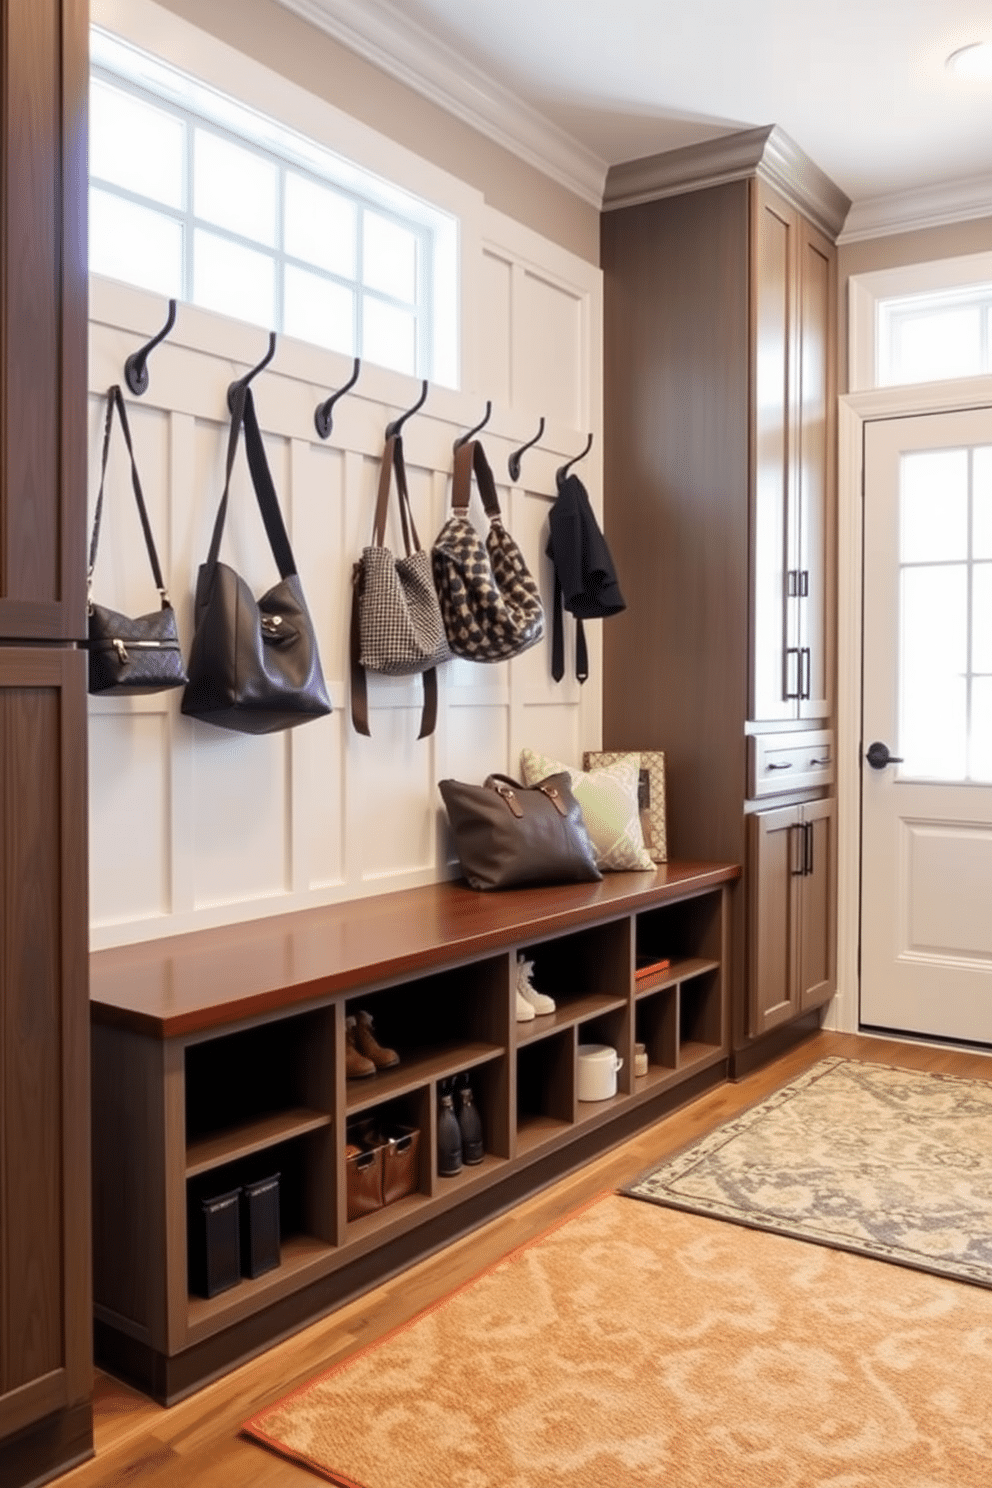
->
[515,987,536,1022]
[517,954,555,1015]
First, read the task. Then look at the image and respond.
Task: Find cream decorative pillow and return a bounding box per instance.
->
[520,749,654,871]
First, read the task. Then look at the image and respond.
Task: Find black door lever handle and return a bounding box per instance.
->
[866,741,904,770]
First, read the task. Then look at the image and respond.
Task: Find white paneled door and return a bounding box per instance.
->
[861,408,992,1042]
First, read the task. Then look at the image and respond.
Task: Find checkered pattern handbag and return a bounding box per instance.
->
[431,439,544,662]
[350,433,451,739]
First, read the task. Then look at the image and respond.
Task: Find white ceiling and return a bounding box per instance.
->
[280,0,992,211]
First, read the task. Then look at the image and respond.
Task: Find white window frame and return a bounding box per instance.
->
[848,251,992,393]
[88,0,485,390]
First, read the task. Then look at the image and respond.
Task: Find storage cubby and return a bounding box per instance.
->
[185,1007,335,1171]
[344,954,508,1114]
[516,1030,574,1155]
[343,1089,431,1236]
[91,865,735,1402]
[515,919,629,1045]
[635,893,722,995]
[679,969,723,1066]
[634,987,679,1083]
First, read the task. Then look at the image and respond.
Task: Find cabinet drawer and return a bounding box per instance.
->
[748,730,834,798]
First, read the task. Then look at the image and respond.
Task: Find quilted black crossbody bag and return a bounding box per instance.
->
[87,384,188,696]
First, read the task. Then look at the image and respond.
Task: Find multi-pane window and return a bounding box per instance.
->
[89,29,456,381]
[899,446,992,780]
[879,287,992,387]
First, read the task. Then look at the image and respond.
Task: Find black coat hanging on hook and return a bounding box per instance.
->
[545,472,625,684]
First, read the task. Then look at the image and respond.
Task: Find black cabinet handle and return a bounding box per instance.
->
[791,822,805,875]
[799,570,809,597]
[804,820,813,876]
[800,647,811,700]
[785,647,801,700]
[767,761,793,770]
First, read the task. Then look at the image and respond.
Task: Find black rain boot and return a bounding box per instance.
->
[437,1085,463,1176]
[457,1080,484,1164]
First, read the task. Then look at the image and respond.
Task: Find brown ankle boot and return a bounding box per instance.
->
[354,1009,400,1069]
[345,1015,376,1078]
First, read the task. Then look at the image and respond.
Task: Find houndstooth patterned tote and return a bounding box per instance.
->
[350,433,451,739]
[431,439,544,662]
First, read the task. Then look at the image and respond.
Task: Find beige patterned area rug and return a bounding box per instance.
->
[244,1188,992,1487]
[624,1056,992,1287]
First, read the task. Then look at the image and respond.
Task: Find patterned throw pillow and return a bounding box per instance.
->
[520,749,654,871]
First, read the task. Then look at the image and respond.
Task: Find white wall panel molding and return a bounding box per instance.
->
[840,173,992,244]
[89,243,602,946]
[271,0,607,208]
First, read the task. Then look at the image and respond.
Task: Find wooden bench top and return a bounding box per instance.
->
[89,862,740,1039]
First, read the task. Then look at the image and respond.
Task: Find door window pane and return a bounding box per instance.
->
[194,130,277,247]
[363,213,417,303]
[284,266,354,354]
[90,189,182,297]
[974,564,992,675]
[972,679,992,782]
[90,80,184,208]
[900,450,968,563]
[193,230,274,329]
[975,447,992,559]
[900,565,968,778]
[362,297,415,376]
[284,174,355,279]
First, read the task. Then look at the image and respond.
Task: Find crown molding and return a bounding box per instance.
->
[604,124,850,239]
[272,0,607,207]
[839,172,992,243]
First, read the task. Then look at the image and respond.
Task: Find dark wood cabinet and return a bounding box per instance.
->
[0,651,91,1478]
[748,796,835,1036]
[601,127,848,1072]
[0,1,92,1482]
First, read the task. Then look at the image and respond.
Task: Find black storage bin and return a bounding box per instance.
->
[189,1187,241,1298]
[240,1173,281,1279]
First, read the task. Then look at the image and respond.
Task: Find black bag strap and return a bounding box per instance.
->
[371,434,421,556]
[550,572,589,685]
[451,439,501,521]
[88,384,170,609]
[203,384,297,583]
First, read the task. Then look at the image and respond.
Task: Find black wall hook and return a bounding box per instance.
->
[508,416,545,481]
[227,331,277,413]
[124,298,177,396]
[556,431,594,490]
[454,399,492,452]
[385,379,428,439]
[314,356,361,440]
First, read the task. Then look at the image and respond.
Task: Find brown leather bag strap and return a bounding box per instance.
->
[451,439,501,520]
[349,560,437,739]
[372,435,421,555]
[349,562,371,737]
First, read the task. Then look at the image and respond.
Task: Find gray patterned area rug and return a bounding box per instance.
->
[623,1056,992,1287]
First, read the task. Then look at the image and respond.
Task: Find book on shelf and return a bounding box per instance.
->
[635,954,671,981]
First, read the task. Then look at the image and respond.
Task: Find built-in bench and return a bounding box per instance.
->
[90,861,739,1402]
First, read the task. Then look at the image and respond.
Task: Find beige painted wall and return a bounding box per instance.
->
[152,0,600,265]
[838,215,992,392]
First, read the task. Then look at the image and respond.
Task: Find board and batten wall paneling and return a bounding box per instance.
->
[87,209,602,948]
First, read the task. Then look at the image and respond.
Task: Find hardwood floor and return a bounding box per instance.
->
[64,1030,992,1487]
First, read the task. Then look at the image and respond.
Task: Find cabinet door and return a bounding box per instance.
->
[0,0,87,642]
[796,219,835,721]
[747,803,802,1035]
[798,797,835,1010]
[0,650,90,1443]
[749,180,798,723]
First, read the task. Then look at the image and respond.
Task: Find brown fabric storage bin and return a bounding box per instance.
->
[346,1145,383,1220]
[382,1126,420,1206]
